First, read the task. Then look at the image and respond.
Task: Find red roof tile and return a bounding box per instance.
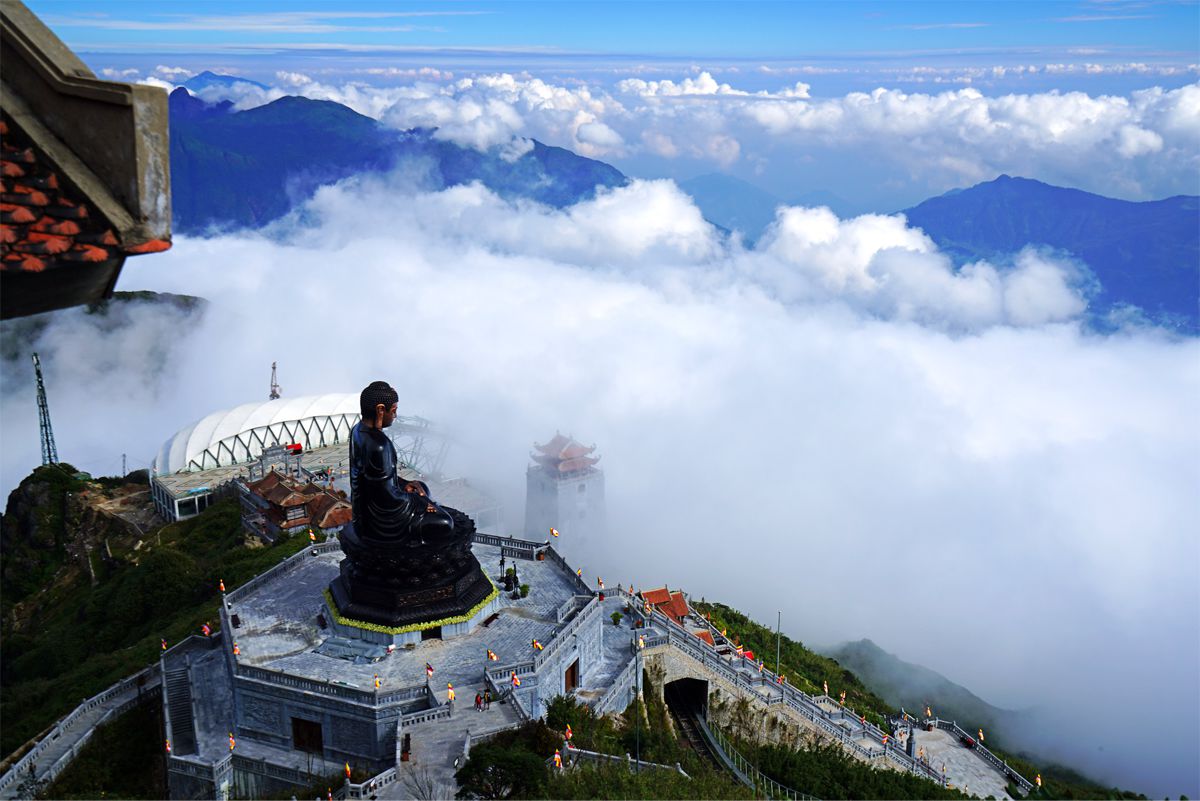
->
[642,587,672,605]
[696,630,715,646]
[32,217,80,236]
[124,238,171,254]
[1,203,35,224]
[1,113,170,276]
[664,591,690,623]
[23,232,71,254]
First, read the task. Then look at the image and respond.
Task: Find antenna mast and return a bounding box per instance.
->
[32,353,58,465]
[269,361,281,400]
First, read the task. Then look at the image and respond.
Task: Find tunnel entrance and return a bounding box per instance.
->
[664,677,709,718]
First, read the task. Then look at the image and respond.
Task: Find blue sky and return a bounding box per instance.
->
[29,1,1198,208]
[32,1,1200,68]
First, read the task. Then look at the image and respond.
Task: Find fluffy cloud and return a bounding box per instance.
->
[1,174,1195,797]
[618,71,749,97]
[747,207,1088,328]
[156,67,1199,199]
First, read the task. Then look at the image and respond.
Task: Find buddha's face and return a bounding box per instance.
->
[376,402,398,428]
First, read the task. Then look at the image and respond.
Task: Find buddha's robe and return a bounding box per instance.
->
[348,421,454,544]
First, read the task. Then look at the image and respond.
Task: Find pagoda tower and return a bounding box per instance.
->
[524,432,606,546]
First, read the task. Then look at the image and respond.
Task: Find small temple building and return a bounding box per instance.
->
[640,586,691,626]
[238,469,351,543]
[524,432,606,546]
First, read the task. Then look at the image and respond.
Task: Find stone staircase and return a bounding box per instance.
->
[165,667,197,755]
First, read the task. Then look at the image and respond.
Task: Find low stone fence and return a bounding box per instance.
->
[471,532,544,560]
[562,744,688,776]
[0,663,161,797]
[935,719,1033,792]
[226,541,340,604]
[535,595,600,671]
[702,718,816,800]
[592,653,639,716]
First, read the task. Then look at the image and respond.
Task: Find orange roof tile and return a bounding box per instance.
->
[696,630,715,646]
[641,587,672,605]
[1,113,170,278]
[124,238,171,254]
[664,591,689,623]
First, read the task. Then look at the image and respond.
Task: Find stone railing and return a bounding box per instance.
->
[377,684,431,706]
[486,660,536,684]
[226,541,340,604]
[632,600,951,782]
[555,594,588,624]
[935,720,1033,792]
[535,596,600,670]
[167,755,218,779]
[592,653,639,716]
[483,673,532,723]
[0,663,161,797]
[402,703,452,726]
[702,718,818,801]
[237,663,376,704]
[563,744,688,776]
[231,753,323,786]
[640,598,1015,791]
[470,532,544,560]
[541,545,592,595]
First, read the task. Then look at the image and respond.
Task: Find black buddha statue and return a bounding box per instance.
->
[328,381,493,627]
[348,381,455,545]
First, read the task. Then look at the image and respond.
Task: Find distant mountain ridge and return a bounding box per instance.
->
[824,639,1017,736]
[183,70,270,93]
[902,175,1199,332]
[168,88,628,233]
[168,85,1196,332]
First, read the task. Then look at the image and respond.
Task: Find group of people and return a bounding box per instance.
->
[473,690,493,712]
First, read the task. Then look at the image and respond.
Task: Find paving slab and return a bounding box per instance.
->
[914,727,1013,800]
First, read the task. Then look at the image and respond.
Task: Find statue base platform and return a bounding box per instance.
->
[326,511,498,642]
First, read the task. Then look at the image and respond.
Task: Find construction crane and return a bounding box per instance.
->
[32,352,58,465]
[269,361,281,400]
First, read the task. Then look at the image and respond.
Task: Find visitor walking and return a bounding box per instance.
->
[474,692,482,712]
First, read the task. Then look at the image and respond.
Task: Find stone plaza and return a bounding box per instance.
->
[160,534,644,799]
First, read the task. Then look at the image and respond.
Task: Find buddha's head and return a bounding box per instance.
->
[360,381,398,429]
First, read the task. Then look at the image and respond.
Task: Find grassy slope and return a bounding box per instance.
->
[1,496,308,755]
[694,600,1145,800]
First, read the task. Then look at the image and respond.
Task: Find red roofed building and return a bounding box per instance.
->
[530,433,601,476]
[524,431,606,546]
[1,1,171,318]
[239,469,351,543]
[640,586,691,625]
[696,630,715,647]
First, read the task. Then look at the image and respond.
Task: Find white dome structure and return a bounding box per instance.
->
[153,393,439,475]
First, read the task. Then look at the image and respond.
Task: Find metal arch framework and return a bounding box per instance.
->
[181,413,446,476]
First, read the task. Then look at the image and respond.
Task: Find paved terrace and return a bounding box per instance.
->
[229,543,599,696]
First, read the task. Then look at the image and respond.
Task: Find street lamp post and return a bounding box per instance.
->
[775,611,781,683]
[634,635,642,773]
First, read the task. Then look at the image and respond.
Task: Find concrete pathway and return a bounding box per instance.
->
[0,673,159,799]
[377,695,524,800]
[913,727,1013,800]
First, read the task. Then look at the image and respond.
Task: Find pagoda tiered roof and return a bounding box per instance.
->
[531,432,600,474]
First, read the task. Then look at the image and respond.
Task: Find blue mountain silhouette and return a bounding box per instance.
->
[168,89,627,233]
[903,175,1198,332]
